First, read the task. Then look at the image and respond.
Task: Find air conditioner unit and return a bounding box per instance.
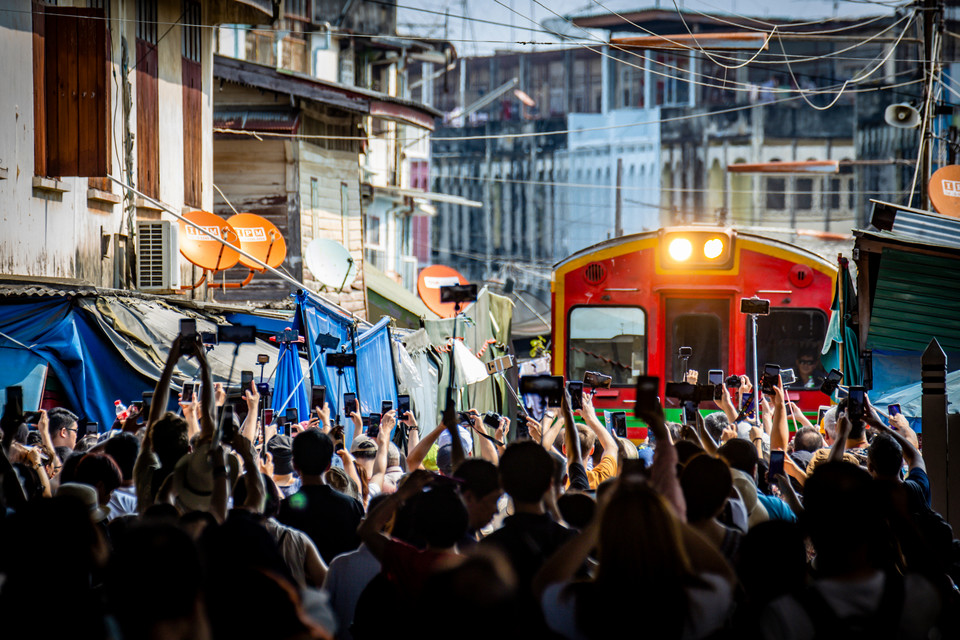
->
[136,220,181,292]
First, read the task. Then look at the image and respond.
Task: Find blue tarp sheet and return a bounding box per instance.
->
[272,339,309,424]
[297,293,397,443]
[0,298,155,430]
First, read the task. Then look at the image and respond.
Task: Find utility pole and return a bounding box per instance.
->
[919,0,943,208]
[615,157,624,237]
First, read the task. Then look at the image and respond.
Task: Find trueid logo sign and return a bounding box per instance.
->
[941,179,960,198]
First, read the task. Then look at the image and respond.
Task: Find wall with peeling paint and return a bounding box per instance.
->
[0,0,216,289]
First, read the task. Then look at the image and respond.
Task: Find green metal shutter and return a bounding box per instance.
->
[867,248,960,351]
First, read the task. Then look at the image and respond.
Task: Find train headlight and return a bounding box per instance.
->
[660,228,735,269]
[703,238,725,259]
[668,238,693,262]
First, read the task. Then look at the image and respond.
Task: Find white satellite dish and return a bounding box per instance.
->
[304,238,358,291]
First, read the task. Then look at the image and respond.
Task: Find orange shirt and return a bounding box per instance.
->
[585,455,618,490]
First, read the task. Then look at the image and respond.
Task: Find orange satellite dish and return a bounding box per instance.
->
[417,264,469,318]
[227,213,287,269]
[928,165,960,218]
[178,211,240,271]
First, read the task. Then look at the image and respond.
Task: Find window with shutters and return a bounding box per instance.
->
[182,0,202,207]
[136,0,159,198]
[32,3,109,178]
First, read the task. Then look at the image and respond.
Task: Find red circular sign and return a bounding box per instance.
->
[417,265,469,318]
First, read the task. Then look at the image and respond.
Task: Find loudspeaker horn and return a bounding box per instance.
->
[884,103,921,129]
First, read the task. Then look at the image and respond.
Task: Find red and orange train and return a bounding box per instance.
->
[551,227,837,439]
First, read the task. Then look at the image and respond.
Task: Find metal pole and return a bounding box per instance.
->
[922,338,948,517]
[107,175,361,325]
[751,313,761,425]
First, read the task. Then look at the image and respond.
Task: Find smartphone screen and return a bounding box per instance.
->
[762,364,780,395]
[888,404,901,417]
[181,382,195,403]
[567,381,584,411]
[848,386,865,423]
[311,385,326,410]
[768,450,785,480]
[397,394,411,417]
[381,400,393,414]
[634,376,660,418]
[343,393,357,416]
[612,411,627,438]
[285,407,299,424]
[367,414,381,439]
[740,391,756,420]
[816,406,828,426]
[708,370,723,400]
[263,408,274,425]
[240,370,254,390]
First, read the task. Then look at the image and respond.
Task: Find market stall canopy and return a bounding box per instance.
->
[0,282,295,430]
[365,264,439,329]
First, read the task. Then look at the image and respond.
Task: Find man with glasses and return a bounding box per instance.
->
[47,407,80,450]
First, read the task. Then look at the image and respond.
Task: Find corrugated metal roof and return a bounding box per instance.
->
[214,109,301,134]
[870,199,960,252]
[0,279,294,319]
[866,247,960,352]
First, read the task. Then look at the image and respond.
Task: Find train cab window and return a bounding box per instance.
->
[747,309,829,390]
[568,306,646,385]
[665,298,729,383]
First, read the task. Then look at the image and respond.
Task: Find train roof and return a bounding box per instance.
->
[552,227,839,274]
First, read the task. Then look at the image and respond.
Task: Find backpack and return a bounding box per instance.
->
[796,572,903,639]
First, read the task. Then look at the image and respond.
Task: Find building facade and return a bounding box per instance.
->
[0,0,274,290]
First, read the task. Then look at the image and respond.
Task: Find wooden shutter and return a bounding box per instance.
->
[41,7,108,177]
[136,39,159,199]
[32,3,46,176]
[182,58,202,208]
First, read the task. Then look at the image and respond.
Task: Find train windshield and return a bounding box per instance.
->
[568,306,646,385]
[747,309,829,390]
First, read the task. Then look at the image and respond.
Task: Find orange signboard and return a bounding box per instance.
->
[417,264,469,318]
[178,210,240,271]
[929,165,960,218]
[227,213,287,269]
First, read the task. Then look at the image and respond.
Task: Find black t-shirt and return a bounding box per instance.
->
[481,512,574,592]
[277,484,364,564]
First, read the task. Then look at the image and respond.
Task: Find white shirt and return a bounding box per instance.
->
[760,571,941,640]
[107,485,138,521]
[322,544,382,640]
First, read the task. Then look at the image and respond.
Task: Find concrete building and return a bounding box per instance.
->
[421,6,948,309]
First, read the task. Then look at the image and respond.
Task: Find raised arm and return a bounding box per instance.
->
[147,338,182,428]
[193,342,215,441]
[719,383,739,423]
[770,381,789,452]
[827,411,852,464]
[865,412,925,472]
[369,411,395,488]
[468,410,499,464]
[577,391,618,458]
[359,470,433,560]
[240,381,261,443]
[406,418,446,471]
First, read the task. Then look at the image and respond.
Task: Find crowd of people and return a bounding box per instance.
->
[1,335,958,640]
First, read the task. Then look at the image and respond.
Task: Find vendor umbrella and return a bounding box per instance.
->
[272,333,309,424]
